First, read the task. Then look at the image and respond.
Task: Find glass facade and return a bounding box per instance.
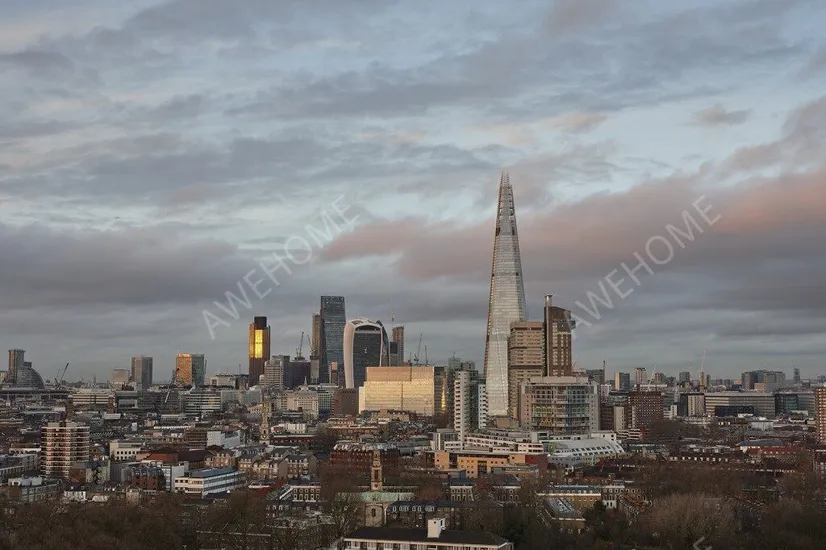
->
[131,356,153,390]
[248,316,271,384]
[484,172,527,418]
[362,366,444,416]
[175,353,206,387]
[320,296,346,384]
[344,319,389,389]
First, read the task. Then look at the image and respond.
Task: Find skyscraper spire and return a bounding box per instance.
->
[483,172,527,418]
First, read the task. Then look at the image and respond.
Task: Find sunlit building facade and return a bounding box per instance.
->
[484,172,527,417]
[343,318,390,390]
[175,353,205,387]
[248,316,271,385]
[361,366,446,417]
[508,321,544,419]
[520,376,598,435]
[544,295,575,377]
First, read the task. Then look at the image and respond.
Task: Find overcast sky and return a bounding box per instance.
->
[1,0,825,383]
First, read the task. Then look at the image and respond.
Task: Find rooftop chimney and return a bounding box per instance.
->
[426,518,445,539]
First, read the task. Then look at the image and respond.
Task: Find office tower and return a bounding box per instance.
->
[678,371,691,384]
[816,387,826,444]
[131,356,153,390]
[7,349,24,384]
[285,358,311,389]
[311,313,321,356]
[543,295,576,377]
[452,368,485,444]
[264,355,287,392]
[362,366,446,416]
[793,367,801,386]
[614,372,631,392]
[628,389,664,429]
[343,318,389,389]
[320,296,346,384]
[519,375,598,434]
[175,353,205,387]
[586,369,605,385]
[390,325,405,366]
[483,172,527,418]
[507,321,544,419]
[41,421,90,479]
[248,316,271,384]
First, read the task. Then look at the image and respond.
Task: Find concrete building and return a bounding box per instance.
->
[343,519,513,550]
[452,368,487,444]
[628,390,664,429]
[816,387,826,444]
[41,421,90,479]
[130,356,153,390]
[543,295,575,377]
[390,325,405,366]
[264,355,287,391]
[704,392,776,418]
[519,376,598,435]
[507,321,544,419]
[614,372,631,392]
[361,366,446,417]
[174,467,246,497]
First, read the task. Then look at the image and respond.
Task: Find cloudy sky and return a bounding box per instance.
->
[1,0,825,383]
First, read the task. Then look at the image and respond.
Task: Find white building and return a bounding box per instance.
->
[109,439,144,462]
[174,467,246,497]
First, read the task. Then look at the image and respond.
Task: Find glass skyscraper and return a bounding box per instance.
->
[248,316,271,384]
[343,318,389,389]
[320,296,346,384]
[483,172,527,418]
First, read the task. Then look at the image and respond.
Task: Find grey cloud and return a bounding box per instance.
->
[0,120,76,140]
[548,0,619,35]
[693,104,751,126]
[0,50,73,71]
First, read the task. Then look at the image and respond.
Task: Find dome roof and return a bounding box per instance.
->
[12,364,45,389]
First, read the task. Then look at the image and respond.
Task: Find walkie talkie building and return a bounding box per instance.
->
[483,172,527,418]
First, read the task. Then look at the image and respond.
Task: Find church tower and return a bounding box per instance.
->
[370,449,383,492]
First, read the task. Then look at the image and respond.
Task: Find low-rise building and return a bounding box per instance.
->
[5,476,60,502]
[343,518,513,550]
[174,467,246,497]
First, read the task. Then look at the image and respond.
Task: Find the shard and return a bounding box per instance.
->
[483,172,527,418]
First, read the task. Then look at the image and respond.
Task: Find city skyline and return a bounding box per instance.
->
[1,1,825,380]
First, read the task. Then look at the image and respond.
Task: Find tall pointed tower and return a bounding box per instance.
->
[483,172,527,418]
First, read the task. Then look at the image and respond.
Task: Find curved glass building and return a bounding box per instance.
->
[343,318,390,389]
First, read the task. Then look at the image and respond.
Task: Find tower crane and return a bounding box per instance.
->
[413,334,423,366]
[296,331,306,360]
[58,363,69,386]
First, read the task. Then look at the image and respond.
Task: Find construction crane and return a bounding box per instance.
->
[643,366,658,390]
[295,331,306,360]
[413,334,423,366]
[424,345,428,367]
[57,363,69,386]
[699,349,708,391]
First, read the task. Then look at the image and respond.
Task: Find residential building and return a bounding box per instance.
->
[248,316,271,385]
[816,387,826,444]
[519,376,598,435]
[543,295,575,377]
[507,321,544,419]
[131,356,153,390]
[452,368,486,444]
[628,390,664,429]
[483,172,528,418]
[6,476,60,503]
[343,318,390,389]
[7,349,24,384]
[390,325,405,366]
[41,421,90,479]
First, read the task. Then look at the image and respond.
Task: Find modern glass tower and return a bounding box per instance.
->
[483,172,527,418]
[320,296,346,384]
[343,318,389,389]
[248,316,271,384]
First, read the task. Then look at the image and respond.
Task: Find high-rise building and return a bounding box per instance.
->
[678,371,691,384]
[175,354,205,387]
[343,318,389,389]
[264,355,287,392]
[543,296,575,377]
[453,367,486,444]
[614,372,631,392]
[110,369,130,387]
[320,296,346,384]
[311,313,322,356]
[586,369,606,384]
[131,356,153,390]
[815,387,826,444]
[793,367,801,386]
[635,367,647,387]
[248,316,271,384]
[7,349,24,385]
[483,172,527,418]
[507,321,544,419]
[519,376,598,434]
[285,358,311,389]
[41,421,90,479]
[390,325,405,366]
